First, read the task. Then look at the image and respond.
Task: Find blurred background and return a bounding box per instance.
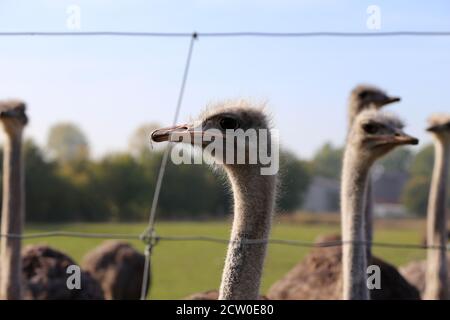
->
[0,0,449,298]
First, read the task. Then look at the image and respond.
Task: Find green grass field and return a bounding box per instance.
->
[23,218,426,299]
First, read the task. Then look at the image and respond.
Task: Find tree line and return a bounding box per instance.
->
[0,123,310,222]
[0,122,444,222]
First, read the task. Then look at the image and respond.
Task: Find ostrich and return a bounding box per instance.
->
[21,245,104,300]
[424,114,450,300]
[0,100,27,300]
[348,85,401,260]
[151,100,278,300]
[348,85,401,125]
[0,100,103,300]
[268,110,420,300]
[82,241,147,300]
[268,234,420,300]
[401,115,450,300]
[341,110,418,299]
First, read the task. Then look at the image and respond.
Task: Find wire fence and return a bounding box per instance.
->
[2,31,450,37]
[1,29,450,299]
[0,231,448,250]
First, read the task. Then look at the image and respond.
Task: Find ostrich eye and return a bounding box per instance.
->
[358,91,369,99]
[362,122,379,134]
[219,117,239,130]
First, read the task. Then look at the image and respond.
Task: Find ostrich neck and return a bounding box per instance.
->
[341,147,370,300]
[348,114,374,263]
[0,132,24,300]
[364,175,374,261]
[218,167,276,300]
[424,139,449,300]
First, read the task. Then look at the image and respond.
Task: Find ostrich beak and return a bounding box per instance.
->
[382,96,401,106]
[392,133,419,145]
[151,124,190,142]
[369,133,419,146]
[388,132,419,146]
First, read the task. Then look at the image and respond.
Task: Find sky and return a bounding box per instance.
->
[0,0,449,159]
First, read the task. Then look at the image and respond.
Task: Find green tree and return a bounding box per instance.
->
[92,153,149,221]
[401,145,433,216]
[401,144,450,216]
[379,148,413,172]
[23,139,79,222]
[402,176,430,216]
[309,142,343,179]
[410,144,434,177]
[158,161,229,218]
[278,150,311,212]
[47,123,90,163]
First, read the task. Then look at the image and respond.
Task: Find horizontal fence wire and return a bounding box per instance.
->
[0,231,448,251]
[1,31,450,38]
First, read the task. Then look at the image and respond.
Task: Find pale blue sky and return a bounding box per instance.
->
[0,0,449,158]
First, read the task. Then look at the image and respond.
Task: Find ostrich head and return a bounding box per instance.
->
[0,100,28,136]
[427,114,450,143]
[151,100,276,174]
[348,110,418,163]
[348,85,400,124]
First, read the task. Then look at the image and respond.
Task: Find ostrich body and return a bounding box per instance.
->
[22,245,104,300]
[267,234,420,300]
[400,257,450,297]
[152,100,277,300]
[348,85,401,260]
[424,115,450,300]
[341,110,418,299]
[82,241,147,300]
[0,100,27,300]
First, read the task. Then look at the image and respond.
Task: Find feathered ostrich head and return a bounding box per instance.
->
[348,85,400,125]
[0,100,28,136]
[427,114,450,142]
[348,109,418,162]
[151,99,276,173]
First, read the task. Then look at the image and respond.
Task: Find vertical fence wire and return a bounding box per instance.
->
[139,32,197,300]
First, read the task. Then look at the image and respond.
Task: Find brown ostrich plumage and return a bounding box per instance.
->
[267,235,420,300]
[21,245,104,300]
[82,241,148,300]
[400,256,450,297]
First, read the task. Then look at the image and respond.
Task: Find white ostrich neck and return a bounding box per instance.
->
[219,167,276,300]
[341,147,370,300]
[425,139,449,300]
[0,132,24,300]
[427,140,450,238]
